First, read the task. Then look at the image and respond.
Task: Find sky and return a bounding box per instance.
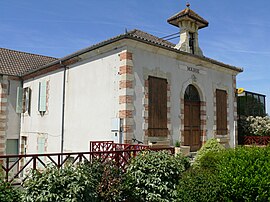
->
[0,0,269,112]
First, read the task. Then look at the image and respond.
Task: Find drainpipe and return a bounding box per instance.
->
[60,61,66,159]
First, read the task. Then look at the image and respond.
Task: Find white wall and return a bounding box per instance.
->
[21,48,122,153]
[21,70,64,154]
[64,51,121,152]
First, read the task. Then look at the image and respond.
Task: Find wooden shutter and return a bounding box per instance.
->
[148,77,168,137]
[38,81,47,112]
[16,87,23,113]
[216,89,227,135]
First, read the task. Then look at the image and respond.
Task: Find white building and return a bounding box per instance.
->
[0,5,242,156]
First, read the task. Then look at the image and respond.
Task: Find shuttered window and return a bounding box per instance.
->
[23,87,31,114]
[16,87,23,113]
[38,81,47,112]
[148,76,168,137]
[216,89,227,135]
[16,87,32,114]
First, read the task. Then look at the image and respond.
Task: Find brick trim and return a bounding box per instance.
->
[118,51,134,144]
[232,75,238,145]
[0,76,8,156]
[119,52,133,61]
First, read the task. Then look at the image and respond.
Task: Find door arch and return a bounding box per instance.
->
[184,85,201,151]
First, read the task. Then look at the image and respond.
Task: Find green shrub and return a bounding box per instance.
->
[193,138,225,169]
[22,161,104,202]
[97,161,123,202]
[122,150,189,202]
[0,170,21,202]
[217,146,270,201]
[177,168,221,202]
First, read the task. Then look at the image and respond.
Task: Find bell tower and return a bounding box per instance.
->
[167,3,208,56]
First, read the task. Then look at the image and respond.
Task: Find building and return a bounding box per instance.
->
[0,5,242,157]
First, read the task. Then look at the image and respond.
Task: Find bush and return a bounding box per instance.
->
[217,146,270,201]
[0,170,21,202]
[122,150,189,202]
[177,168,221,202]
[22,161,104,202]
[97,161,123,202]
[193,138,225,169]
[243,116,270,136]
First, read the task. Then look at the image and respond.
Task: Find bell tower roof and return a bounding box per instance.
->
[167,3,208,29]
[166,3,208,56]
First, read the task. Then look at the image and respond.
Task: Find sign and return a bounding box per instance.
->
[187,66,200,74]
[237,88,244,94]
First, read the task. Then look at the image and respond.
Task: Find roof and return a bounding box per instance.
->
[45,29,241,73]
[167,7,209,29]
[127,29,175,48]
[3,28,242,78]
[0,48,57,76]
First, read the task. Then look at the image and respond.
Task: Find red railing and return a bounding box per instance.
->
[241,136,270,145]
[1,141,174,185]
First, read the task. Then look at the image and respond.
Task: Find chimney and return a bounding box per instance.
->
[167,3,208,56]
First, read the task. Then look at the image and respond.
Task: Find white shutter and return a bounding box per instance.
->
[38,81,47,112]
[16,87,23,113]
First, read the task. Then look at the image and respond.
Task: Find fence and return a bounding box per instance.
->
[239,136,270,145]
[0,141,174,185]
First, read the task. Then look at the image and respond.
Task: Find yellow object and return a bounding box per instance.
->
[237,88,244,94]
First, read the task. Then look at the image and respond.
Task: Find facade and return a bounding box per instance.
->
[0,5,242,157]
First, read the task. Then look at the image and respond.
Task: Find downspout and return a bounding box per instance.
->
[60,61,66,158]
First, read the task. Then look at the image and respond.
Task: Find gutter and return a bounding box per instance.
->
[60,61,66,158]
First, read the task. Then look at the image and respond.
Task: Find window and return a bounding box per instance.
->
[184,84,200,101]
[148,76,168,137]
[16,87,31,114]
[6,139,19,162]
[216,89,227,135]
[238,91,266,117]
[189,32,195,54]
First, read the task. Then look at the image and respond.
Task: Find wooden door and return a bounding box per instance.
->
[184,101,201,151]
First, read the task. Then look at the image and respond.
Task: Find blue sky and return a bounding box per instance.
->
[0,0,269,112]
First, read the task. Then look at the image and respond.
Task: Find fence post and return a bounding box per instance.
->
[5,158,9,182]
[33,157,37,170]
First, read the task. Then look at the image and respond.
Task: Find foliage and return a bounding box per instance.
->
[175,141,180,147]
[97,161,123,202]
[0,170,21,202]
[176,168,221,202]
[217,146,270,201]
[122,150,190,202]
[241,116,270,136]
[21,161,104,202]
[193,138,225,169]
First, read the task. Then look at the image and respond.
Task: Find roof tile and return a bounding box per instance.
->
[0,48,57,76]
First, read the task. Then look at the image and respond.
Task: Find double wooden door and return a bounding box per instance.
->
[184,100,201,152]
